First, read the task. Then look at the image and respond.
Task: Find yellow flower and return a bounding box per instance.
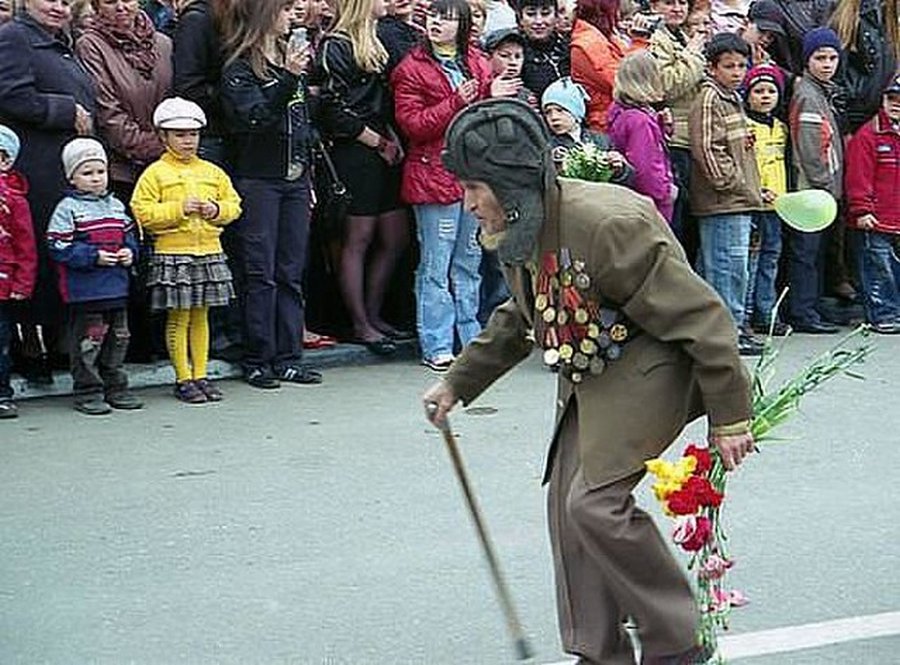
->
[652,480,683,502]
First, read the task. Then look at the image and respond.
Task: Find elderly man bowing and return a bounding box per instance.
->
[423,99,754,665]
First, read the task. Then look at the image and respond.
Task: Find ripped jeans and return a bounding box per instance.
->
[413,203,482,361]
[69,306,130,399]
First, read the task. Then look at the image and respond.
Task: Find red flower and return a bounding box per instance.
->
[673,515,712,551]
[667,488,701,515]
[683,475,724,508]
[684,444,713,475]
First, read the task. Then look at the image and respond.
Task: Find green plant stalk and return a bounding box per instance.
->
[693,326,872,663]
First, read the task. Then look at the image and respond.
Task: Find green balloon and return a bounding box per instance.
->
[774,189,838,232]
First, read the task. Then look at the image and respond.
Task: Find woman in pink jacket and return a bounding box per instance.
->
[607,51,676,223]
[391,0,492,372]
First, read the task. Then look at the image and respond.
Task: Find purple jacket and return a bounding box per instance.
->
[607,102,675,223]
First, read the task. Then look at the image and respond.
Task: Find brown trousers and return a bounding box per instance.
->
[547,402,698,664]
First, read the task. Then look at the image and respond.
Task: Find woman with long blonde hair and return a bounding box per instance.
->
[313,0,411,355]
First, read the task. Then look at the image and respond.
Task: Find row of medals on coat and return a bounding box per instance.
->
[533,248,631,384]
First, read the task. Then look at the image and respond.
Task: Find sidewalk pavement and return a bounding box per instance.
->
[11,340,419,401]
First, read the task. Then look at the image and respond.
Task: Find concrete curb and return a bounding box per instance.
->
[11,341,419,401]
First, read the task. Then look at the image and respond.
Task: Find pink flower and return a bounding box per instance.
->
[707,587,749,613]
[728,589,750,607]
[672,515,712,551]
[699,553,733,580]
[709,587,731,613]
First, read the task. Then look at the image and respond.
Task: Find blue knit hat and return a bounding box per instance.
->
[541,77,589,124]
[802,27,842,64]
[0,124,20,164]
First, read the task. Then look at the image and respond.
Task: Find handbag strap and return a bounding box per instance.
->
[316,139,347,195]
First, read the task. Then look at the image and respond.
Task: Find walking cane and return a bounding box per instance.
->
[426,403,534,661]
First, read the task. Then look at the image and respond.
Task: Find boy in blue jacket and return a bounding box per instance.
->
[47,139,142,415]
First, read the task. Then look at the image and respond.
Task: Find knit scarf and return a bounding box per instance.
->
[90,10,159,79]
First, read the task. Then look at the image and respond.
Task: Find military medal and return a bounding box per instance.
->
[533,248,635,381]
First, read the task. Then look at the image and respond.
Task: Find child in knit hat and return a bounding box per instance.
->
[743,63,789,336]
[0,125,37,419]
[541,76,632,184]
[46,137,142,415]
[785,27,843,334]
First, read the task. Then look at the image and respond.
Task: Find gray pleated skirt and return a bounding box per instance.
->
[147,253,235,312]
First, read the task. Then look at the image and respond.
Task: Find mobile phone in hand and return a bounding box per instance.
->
[289,27,308,51]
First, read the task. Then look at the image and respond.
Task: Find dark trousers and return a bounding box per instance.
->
[548,403,697,662]
[69,306,130,398]
[787,228,825,325]
[669,147,699,266]
[234,177,310,370]
[0,302,12,399]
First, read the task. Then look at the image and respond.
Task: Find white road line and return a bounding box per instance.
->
[541,610,900,664]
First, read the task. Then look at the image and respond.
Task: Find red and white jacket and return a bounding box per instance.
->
[845,109,900,234]
[0,170,37,300]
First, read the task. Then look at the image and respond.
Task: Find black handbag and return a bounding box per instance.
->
[313,140,351,238]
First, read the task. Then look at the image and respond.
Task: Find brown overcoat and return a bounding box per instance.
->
[75,25,173,185]
[444,178,752,487]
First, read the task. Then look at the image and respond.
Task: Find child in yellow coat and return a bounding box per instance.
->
[131,98,242,403]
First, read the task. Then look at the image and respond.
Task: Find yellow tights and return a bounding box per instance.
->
[165,307,210,383]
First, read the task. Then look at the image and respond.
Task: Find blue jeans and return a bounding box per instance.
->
[413,203,482,360]
[745,211,783,327]
[0,303,12,399]
[851,229,900,324]
[698,213,751,328]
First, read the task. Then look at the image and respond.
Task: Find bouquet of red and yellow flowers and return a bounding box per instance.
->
[646,326,872,663]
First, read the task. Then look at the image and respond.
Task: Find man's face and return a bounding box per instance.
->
[491,42,524,78]
[519,4,556,42]
[807,47,839,82]
[884,92,900,121]
[556,0,574,33]
[710,51,748,90]
[651,0,688,28]
[747,81,779,114]
[70,160,108,196]
[462,180,507,236]
[0,149,12,173]
[743,22,774,48]
[685,10,711,40]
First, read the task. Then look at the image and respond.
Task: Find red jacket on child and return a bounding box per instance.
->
[391,44,492,206]
[0,170,37,300]
[845,109,900,234]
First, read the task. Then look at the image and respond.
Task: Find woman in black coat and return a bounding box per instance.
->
[173,0,232,167]
[0,0,95,381]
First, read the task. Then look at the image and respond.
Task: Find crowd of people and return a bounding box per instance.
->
[0,0,898,418]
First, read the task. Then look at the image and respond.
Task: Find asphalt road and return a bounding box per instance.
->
[1,334,898,664]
